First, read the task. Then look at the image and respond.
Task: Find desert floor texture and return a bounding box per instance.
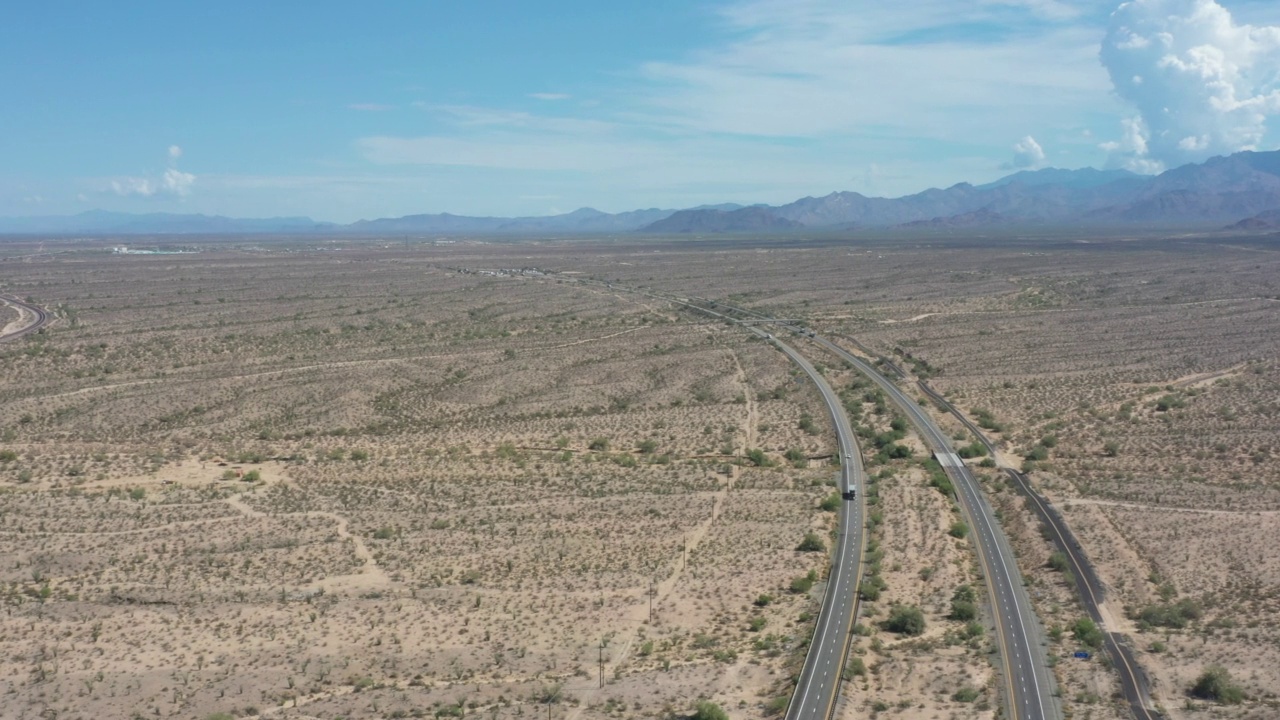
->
[1,232,1277,720]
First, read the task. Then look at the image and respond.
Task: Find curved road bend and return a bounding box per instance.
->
[0,294,50,343]
[811,337,1060,720]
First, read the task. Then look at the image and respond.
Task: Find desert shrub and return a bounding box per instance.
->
[948,521,969,538]
[692,701,728,720]
[885,605,925,635]
[796,532,826,552]
[798,413,817,434]
[129,487,146,501]
[950,600,977,622]
[242,469,261,482]
[1191,665,1243,704]
[819,492,841,512]
[784,447,806,467]
[588,437,610,451]
[790,570,817,594]
[746,448,771,467]
[1137,599,1202,629]
[860,574,887,601]
[950,585,977,621]
[952,687,980,703]
[1071,618,1103,649]
[1048,551,1069,572]
[763,697,789,716]
[754,594,773,607]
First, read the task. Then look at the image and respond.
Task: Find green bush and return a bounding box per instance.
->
[952,687,980,703]
[1191,665,1243,704]
[948,521,969,539]
[790,570,817,594]
[692,700,728,720]
[950,600,977,622]
[1071,618,1103,650]
[796,532,826,552]
[885,605,925,636]
[1048,551,1069,572]
[819,492,841,512]
[747,448,770,467]
[763,696,789,716]
[1137,599,1202,629]
[846,657,867,677]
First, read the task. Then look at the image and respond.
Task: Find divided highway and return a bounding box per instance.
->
[522,270,1059,720]
[808,337,1060,720]
[666,289,1059,720]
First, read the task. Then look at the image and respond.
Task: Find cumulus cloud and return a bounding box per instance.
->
[1100,0,1280,172]
[1009,135,1047,168]
[528,92,571,101]
[109,146,196,197]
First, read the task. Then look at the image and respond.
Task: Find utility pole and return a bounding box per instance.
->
[598,641,604,688]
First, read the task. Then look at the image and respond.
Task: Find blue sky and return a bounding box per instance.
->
[3,0,1279,222]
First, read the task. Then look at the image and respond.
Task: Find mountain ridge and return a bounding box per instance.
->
[5,151,1280,235]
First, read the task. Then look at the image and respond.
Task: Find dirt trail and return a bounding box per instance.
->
[563,345,753,720]
[224,494,392,592]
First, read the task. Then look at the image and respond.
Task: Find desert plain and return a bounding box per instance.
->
[1,231,1278,720]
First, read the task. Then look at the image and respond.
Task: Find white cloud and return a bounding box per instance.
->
[528,93,571,101]
[632,0,1111,140]
[1100,0,1280,171]
[107,147,197,197]
[163,168,195,196]
[1010,135,1048,168]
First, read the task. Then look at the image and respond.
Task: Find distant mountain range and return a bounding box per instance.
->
[7,151,1280,236]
